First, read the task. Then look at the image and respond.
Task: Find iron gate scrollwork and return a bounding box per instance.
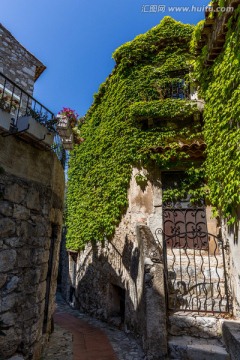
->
[159,171,230,313]
[157,226,230,313]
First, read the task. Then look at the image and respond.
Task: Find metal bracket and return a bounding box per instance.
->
[35,134,46,142]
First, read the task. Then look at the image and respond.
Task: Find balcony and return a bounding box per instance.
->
[0,72,66,166]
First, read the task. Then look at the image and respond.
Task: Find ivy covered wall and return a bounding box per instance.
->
[193,7,240,221]
[66,17,203,250]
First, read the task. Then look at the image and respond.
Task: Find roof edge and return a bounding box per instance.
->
[0,23,46,81]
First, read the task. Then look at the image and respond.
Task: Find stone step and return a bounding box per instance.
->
[168,312,223,339]
[168,335,230,360]
[222,320,240,360]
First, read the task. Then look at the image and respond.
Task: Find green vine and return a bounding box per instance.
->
[129,99,199,121]
[66,17,202,250]
[192,7,240,222]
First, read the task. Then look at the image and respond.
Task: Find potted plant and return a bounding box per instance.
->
[57,107,78,136]
[57,107,80,150]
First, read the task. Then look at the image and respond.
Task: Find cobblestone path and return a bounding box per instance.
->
[42,293,146,360]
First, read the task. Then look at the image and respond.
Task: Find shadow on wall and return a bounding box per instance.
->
[75,241,140,331]
[59,225,168,359]
[58,227,73,303]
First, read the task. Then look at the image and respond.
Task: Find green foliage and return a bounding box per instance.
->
[129,99,198,121]
[190,20,205,55]
[66,17,202,250]
[113,17,193,67]
[135,173,148,187]
[162,166,207,205]
[193,9,240,221]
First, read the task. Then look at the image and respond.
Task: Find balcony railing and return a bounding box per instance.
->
[0,72,66,167]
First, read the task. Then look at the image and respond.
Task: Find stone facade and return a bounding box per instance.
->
[60,165,235,359]
[0,134,64,360]
[0,23,45,95]
[0,24,65,359]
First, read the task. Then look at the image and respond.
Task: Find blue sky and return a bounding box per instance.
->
[1,0,208,117]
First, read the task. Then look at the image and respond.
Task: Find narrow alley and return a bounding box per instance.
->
[42,293,145,360]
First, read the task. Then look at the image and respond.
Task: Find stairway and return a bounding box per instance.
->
[167,312,230,360]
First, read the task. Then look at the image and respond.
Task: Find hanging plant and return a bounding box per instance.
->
[58,107,79,128]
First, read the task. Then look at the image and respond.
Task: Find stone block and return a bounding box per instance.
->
[32,248,50,265]
[0,327,20,358]
[5,276,19,293]
[0,292,18,312]
[4,237,23,248]
[0,218,16,238]
[0,249,16,272]
[0,273,7,288]
[35,222,48,238]
[26,189,40,211]
[0,311,16,326]
[23,268,41,286]
[7,355,25,360]
[22,66,35,77]
[19,222,47,241]
[17,248,33,267]
[4,183,26,203]
[0,200,13,216]
[13,204,30,220]
[168,314,221,339]
[21,304,40,322]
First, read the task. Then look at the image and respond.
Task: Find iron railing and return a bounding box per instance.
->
[0,72,55,129]
[164,80,190,100]
[156,228,230,314]
[0,72,66,166]
[160,70,191,100]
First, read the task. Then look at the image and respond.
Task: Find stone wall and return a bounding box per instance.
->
[0,134,64,360]
[0,23,45,95]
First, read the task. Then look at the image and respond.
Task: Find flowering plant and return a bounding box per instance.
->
[58,107,79,128]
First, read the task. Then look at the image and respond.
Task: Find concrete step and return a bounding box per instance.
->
[168,335,230,360]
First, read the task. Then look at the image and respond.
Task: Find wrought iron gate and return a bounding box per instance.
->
[158,225,230,313]
[158,172,230,314]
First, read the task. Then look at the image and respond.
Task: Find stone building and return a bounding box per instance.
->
[0,25,65,359]
[62,4,240,360]
[0,23,45,96]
